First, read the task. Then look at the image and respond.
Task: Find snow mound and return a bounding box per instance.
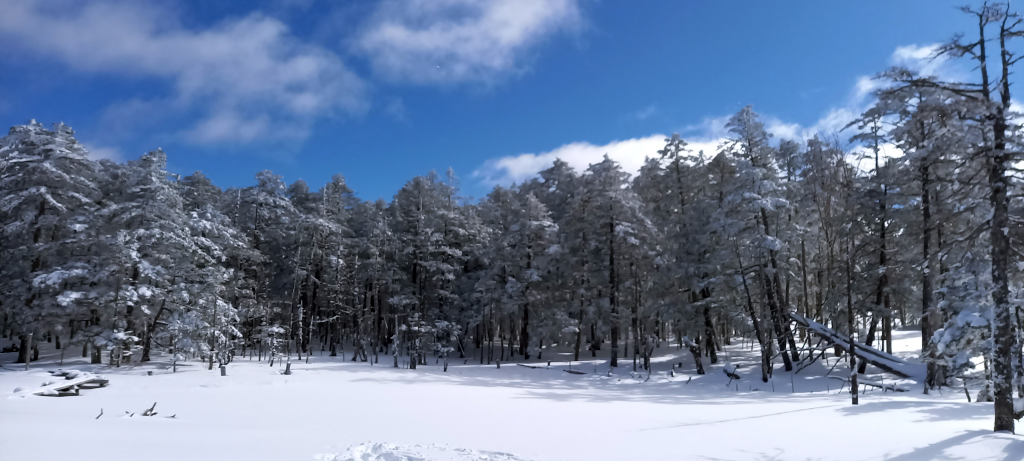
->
[317,443,530,461]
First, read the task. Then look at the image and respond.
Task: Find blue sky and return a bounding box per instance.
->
[0,0,979,200]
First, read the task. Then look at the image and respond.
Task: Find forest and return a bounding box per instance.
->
[2,2,1024,439]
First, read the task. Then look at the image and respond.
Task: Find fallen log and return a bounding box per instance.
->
[790,313,922,379]
[30,375,107,397]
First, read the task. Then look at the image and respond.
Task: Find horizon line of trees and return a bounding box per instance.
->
[2,1,1024,433]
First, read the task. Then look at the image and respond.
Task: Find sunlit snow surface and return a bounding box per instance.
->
[2,329,1024,461]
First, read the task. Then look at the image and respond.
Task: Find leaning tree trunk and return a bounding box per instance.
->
[736,248,769,382]
[685,338,705,375]
[773,267,800,364]
[763,264,793,372]
[857,316,879,375]
[760,209,795,371]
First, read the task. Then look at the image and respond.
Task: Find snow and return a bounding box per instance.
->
[317,443,529,461]
[2,330,1022,461]
[827,375,909,392]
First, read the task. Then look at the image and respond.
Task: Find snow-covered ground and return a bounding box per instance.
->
[2,330,1021,461]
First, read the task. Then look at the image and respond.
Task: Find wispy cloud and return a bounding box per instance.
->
[891,44,950,77]
[84,145,124,162]
[677,44,960,148]
[682,115,731,141]
[798,88,823,100]
[629,105,658,121]
[0,0,367,145]
[353,0,584,85]
[384,98,409,121]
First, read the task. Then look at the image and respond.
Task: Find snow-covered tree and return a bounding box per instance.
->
[0,121,101,364]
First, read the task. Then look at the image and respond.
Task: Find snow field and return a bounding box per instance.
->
[1,330,1022,461]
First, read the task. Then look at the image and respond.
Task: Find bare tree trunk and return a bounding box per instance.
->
[800,239,810,341]
[992,11,1017,433]
[702,304,718,364]
[520,301,530,359]
[609,216,618,368]
[91,339,102,364]
[573,308,582,362]
[847,241,858,406]
[15,334,30,364]
[590,322,599,357]
[141,301,168,362]
[632,262,640,372]
[921,163,941,390]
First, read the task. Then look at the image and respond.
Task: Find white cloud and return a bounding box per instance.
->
[0,0,367,145]
[354,0,583,85]
[474,135,665,185]
[474,135,725,186]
